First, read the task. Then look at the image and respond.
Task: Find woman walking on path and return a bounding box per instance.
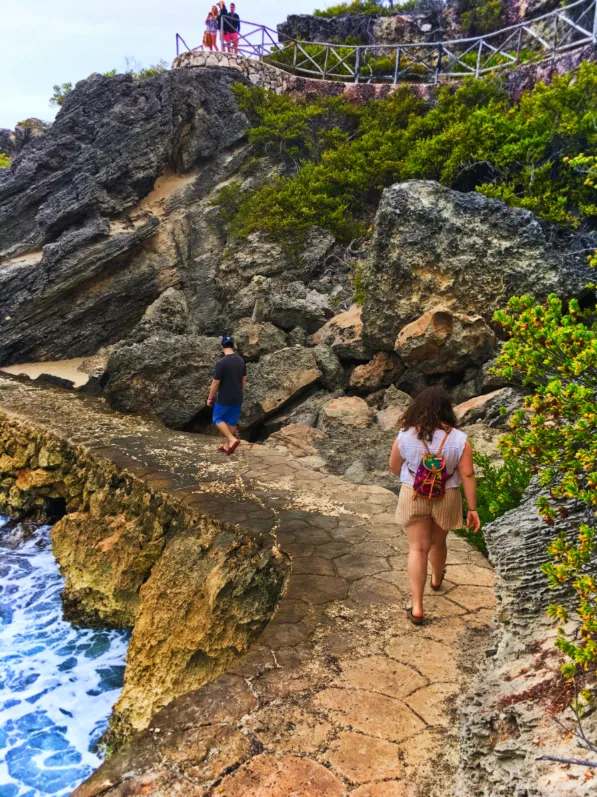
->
[389,386,481,625]
[204,6,219,51]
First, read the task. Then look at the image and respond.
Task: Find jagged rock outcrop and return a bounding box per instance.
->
[241,347,322,428]
[0,68,250,365]
[278,10,444,46]
[395,309,496,374]
[362,181,597,351]
[312,304,370,361]
[232,318,288,362]
[456,490,597,795]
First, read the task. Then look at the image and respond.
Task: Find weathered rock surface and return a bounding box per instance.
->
[265,423,325,457]
[350,351,403,392]
[456,489,597,795]
[104,334,222,429]
[232,317,287,362]
[456,387,525,428]
[462,423,503,466]
[265,281,334,333]
[395,309,495,374]
[312,304,370,361]
[314,344,348,391]
[0,68,250,365]
[362,181,597,350]
[319,396,375,429]
[241,347,322,428]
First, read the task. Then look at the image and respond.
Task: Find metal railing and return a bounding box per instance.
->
[176,0,597,84]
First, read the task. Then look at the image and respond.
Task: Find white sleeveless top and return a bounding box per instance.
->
[397,427,468,489]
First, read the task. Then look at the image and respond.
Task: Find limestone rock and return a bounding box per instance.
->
[314,344,348,391]
[312,305,369,362]
[287,327,308,347]
[263,389,339,432]
[233,318,287,362]
[265,282,334,333]
[127,288,193,344]
[394,309,496,374]
[349,351,403,393]
[0,68,250,365]
[376,406,405,432]
[362,181,597,350]
[319,396,375,430]
[265,424,324,458]
[461,423,503,466]
[456,387,525,428]
[241,347,322,428]
[104,334,221,429]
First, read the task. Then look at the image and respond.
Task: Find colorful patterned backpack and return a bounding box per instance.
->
[412,428,452,501]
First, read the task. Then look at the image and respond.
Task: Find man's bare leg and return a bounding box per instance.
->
[216,421,236,450]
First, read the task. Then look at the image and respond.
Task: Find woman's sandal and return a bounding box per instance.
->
[406,608,424,626]
[430,568,446,592]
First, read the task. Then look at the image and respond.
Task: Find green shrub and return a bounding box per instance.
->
[220,62,597,246]
[455,451,532,555]
[492,290,597,711]
[313,0,401,18]
[457,0,505,35]
[50,82,73,107]
[48,60,168,107]
[0,153,10,169]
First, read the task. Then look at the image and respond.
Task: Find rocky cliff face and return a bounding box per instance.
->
[0,68,249,365]
[456,491,597,795]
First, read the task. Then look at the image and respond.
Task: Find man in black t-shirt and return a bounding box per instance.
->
[207,336,247,455]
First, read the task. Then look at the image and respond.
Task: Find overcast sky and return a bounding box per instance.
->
[1,0,322,129]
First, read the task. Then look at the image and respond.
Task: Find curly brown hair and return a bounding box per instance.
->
[399,385,459,442]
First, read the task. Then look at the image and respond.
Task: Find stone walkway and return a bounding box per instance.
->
[0,376,495,796]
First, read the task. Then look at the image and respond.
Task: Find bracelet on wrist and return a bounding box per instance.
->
[469,507,477,512]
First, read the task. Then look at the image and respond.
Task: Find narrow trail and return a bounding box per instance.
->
[0,376,495,796]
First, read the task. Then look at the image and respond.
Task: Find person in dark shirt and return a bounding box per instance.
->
[207,336,247,455]
[222,2,241,54]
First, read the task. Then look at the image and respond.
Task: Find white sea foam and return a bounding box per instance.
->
[0,517,130,797]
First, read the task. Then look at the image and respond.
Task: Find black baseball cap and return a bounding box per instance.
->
[221,336,234,347]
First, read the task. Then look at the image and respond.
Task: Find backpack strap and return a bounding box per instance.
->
[435,427,452,457]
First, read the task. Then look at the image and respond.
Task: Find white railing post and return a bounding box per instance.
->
[593,0,597,41]
[355,47,360,82]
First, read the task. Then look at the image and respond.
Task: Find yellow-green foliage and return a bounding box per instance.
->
[313,0,412,17]
[493,290,597,696]
[457,0,504,35]
[0,153,10,169]
[216,63,597,244]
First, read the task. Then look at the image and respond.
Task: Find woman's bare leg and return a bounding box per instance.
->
[406,518,432,618]
[429,520,449,588]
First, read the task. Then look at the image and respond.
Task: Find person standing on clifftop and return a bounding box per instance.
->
[207,336,246,455]
[222,2,241,54]
[204,6,219,51]
[389,386,481,625]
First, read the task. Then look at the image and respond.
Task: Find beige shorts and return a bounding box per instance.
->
[396,484,463,531]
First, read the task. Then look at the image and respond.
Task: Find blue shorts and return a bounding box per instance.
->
[212,403,242,426]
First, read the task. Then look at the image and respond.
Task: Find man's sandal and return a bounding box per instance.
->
[226,439,241,456]
[406,608,424,626]
[430,568,446,592]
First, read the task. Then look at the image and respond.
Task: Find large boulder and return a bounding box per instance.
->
[265,424,324,458]
[104,334,221,429]
[455,387,525,427]
[241,347,322,428]
[265,282,334,333]
[395,309,495,374]
[319,396,375,429]
[126,288,193,344]
[375,386,412,431]
[0,69,250,365]
[311,304,369,361]
[313,344,348,391]
[232,318,287,362]
[349,351,403,393]
[362,181,597,350]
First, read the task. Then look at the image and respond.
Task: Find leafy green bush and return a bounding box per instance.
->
[455,451,532,555]
[218,62,597,245]
[48,60,168,107]
[50,82,73,107]
[492,290,597,711]
[313,0,408,18]
[0,153,10,169]
[457,0,505,35]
